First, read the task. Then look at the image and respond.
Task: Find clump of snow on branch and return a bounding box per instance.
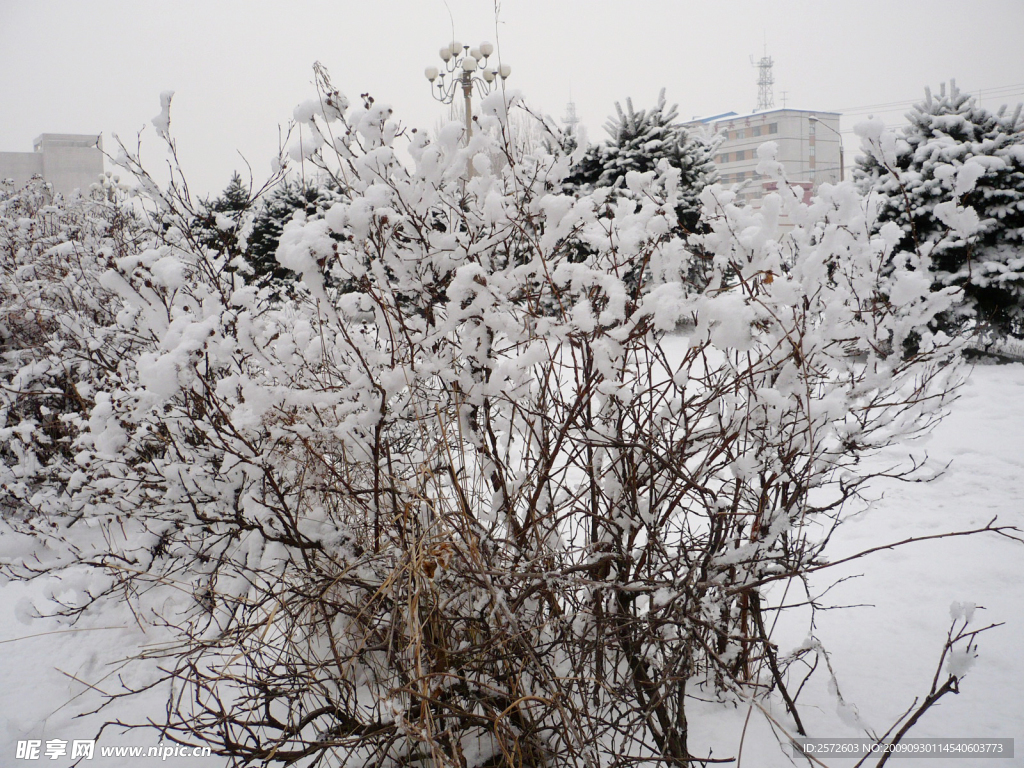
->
[151,90,175,141]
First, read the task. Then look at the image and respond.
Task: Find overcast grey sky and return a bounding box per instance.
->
[2,0,1022,196]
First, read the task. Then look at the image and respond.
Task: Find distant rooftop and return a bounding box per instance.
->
[689,111,739,124]
[33,134,103,151]
[685,107,841,125]
[1,133,104,197]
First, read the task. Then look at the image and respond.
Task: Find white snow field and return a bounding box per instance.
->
[1,362,1021,767]
[686,361,1024,767]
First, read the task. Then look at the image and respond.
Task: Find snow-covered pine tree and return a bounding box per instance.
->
[192,170,253,264]
[560,89,720,294]
[856,81,1024,338]
[247,180,341,291]
[564,88,719,235]
[216,170,249,213]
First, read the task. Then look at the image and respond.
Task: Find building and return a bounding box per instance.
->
[0,134,104,197]
[684,109,842,205]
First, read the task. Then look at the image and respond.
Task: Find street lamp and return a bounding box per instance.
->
[809,116,844,182]
[425,40,510,145]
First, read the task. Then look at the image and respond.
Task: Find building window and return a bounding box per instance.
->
[768,123,778,134]
[752,125,762,137]
[737,171,746,181]
[735,150,746,161]
[736,129,745,139]
[720,153,729,163]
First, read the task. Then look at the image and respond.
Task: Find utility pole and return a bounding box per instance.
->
[809,116,844,182]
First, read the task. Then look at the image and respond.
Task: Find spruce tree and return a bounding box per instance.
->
[194,171,252,263]
[856,82,1024,337]
[247,180,342,291]
[214,171,250,214]
[564,89,719,235]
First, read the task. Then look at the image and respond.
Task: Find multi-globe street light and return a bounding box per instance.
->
[425,40,510,145]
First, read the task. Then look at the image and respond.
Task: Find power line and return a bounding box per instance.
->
[830,92,1024,135]
[830,82,1024,115]
[840,91,1024,116]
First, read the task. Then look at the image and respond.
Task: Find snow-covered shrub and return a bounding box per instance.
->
[0,176,142,521]
[855,81,1024,339]
[0,77,992,767]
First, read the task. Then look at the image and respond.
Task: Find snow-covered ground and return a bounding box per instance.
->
[2,363,1022,767]
[691,361,1024,766]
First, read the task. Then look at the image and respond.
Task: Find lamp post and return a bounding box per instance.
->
[425,40,510,145]
[809,116,844,182]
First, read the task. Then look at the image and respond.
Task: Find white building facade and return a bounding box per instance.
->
[0,134,104,197]
[685,108,842,205]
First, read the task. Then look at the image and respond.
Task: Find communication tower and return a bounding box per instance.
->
[563,99,581,136]
[751,49,775,111]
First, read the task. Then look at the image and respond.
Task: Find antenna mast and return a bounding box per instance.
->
[752,46,775,111]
